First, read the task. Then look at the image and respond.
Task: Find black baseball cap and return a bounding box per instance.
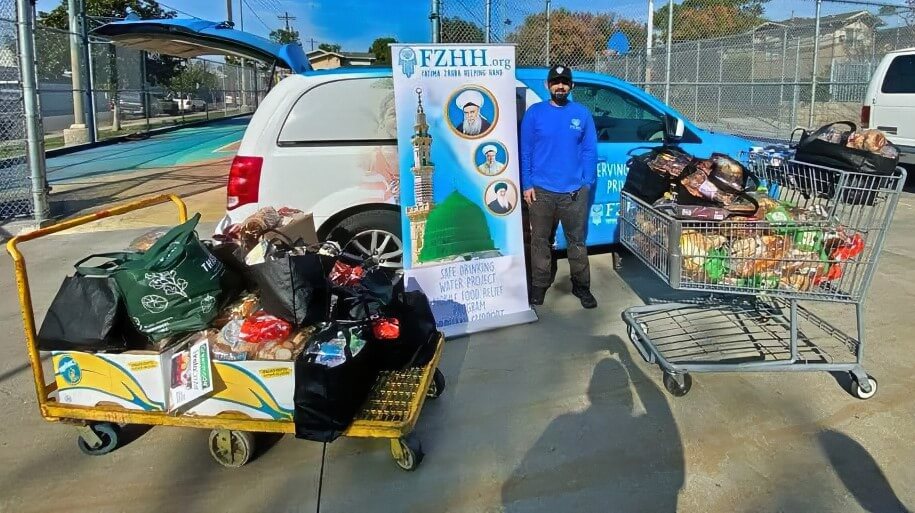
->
[547,64,573,83]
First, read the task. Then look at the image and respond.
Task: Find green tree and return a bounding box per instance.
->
[270,28,301,45]
[441,16,484,43]
[369,37,397,65]
[168,61,219,100]
[506,9,647,67]
[654,0,769,41]
[37,0,179,84]
[318,43,342,53]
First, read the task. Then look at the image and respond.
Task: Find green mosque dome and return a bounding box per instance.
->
[419,190,496,262]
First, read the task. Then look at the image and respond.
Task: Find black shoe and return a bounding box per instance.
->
[572,286,597,309]
[529,286,547,306]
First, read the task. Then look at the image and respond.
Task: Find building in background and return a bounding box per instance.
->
[307,50,377,69]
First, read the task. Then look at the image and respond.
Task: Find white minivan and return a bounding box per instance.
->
[862,47,915,165]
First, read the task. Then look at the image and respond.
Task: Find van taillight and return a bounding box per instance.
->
[227,155,263,210]
[861,105,871,128]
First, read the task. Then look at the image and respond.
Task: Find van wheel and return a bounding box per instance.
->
[328,210,404,269]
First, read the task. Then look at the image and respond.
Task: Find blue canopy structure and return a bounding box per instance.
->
[92,18,311,74]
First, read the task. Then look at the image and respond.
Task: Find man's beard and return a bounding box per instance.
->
[497,195,509,208]
[551,90,570,106]
[463,117,483,135]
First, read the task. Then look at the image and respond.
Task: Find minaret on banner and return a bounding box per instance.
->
[407,88,434,265]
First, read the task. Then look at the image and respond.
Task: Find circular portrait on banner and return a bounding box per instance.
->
[474,141,509,176]
[484,179,518,216]
[447,86,498,139]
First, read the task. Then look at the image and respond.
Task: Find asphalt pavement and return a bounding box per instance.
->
[1,187,914,512]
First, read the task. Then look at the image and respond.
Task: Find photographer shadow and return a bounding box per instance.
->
[501,335,684,512]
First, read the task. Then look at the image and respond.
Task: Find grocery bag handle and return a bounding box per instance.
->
[74,251,136,276]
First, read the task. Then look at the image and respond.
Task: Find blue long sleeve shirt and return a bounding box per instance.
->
[520,100,598,194]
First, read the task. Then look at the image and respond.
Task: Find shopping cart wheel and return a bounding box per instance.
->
[662,372,692,397]
[850,375,878,400]
[427,368,446,399]
[391,433,424,471]
[76,422,121,456]
[208,429,256,468]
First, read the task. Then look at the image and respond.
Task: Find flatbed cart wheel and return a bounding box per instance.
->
[390,433,424,471]
[77,422,121,456]
[427,368,446,399]
[850,375,878,400]
[208,429,256,468]
[662,372,692,398]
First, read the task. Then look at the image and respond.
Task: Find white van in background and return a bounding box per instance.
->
[862,48,915,165]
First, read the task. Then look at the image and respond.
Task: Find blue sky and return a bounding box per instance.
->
[35,0,903,53]
[35,0,432,52]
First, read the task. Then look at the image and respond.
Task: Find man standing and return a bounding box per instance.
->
[520,64,598,309]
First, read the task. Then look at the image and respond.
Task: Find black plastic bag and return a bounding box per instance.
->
[207,241,258,292]
[623,147,682,203]
[293,323,380,442]
[793,122,898,205]
[376,290,439,371]
[249,252,328,326]
[37,253,144,352]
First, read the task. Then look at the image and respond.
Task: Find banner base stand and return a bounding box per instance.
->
[440,308,539,339]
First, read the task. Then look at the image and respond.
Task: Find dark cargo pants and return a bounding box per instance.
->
[528,185,591,289]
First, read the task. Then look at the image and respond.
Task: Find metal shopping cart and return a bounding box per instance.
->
[618,158,907,398]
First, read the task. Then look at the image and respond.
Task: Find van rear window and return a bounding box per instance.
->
[279,78,396,143]
[881,55,914,94]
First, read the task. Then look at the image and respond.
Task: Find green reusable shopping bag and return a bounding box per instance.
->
[111,214,232,340]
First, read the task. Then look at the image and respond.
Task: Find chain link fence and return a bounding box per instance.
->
[440,0,915,141]
[34,18,271,152]
[0,0,33,220]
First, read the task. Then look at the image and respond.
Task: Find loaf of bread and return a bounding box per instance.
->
[862,129,887,153]
[846,131,865,150]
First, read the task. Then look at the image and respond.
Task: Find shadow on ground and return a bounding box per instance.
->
[501,335,684,512]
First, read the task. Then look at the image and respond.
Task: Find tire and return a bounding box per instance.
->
[427,368,446,399]
[77,422,121,456]
[662,372,692,397]
[327,209,404,269]
[391,433,424,471]
[208,429,256,468]
[850,375,878,400]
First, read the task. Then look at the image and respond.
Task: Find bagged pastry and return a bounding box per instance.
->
[680,231,726,273]
[862,129,887,153]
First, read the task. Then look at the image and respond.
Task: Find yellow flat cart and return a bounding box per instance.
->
[7,194,446,471]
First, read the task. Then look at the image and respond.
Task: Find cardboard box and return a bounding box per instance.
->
[184,360,295,420]
[269,213,318,246]
[52,346,181,412]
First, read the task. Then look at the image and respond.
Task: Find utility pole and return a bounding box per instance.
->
[304,37,317,51]
[64,0,88,146]
[278,11,296,32]
[226,0,232,24]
